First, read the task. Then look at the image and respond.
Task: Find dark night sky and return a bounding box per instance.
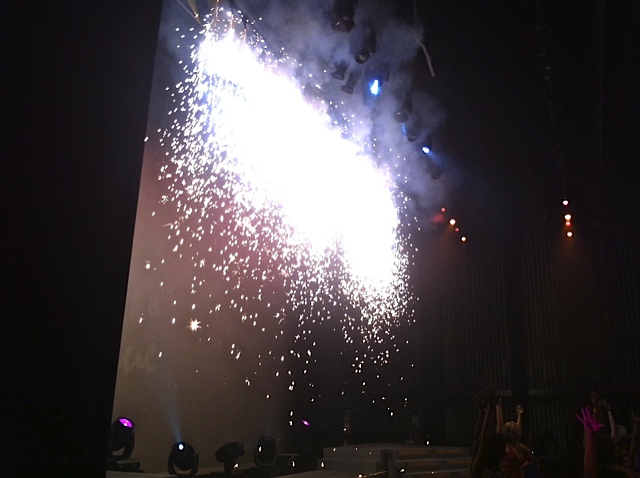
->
[2,0,639,476]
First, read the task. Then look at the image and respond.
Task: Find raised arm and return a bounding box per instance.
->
[515,404,524,430]
[577,406,605,478]
[471,393,486,458]
[589,390,606,427]
[602,399,616,439]
[627,412,640,467]
[472,386,499,478]
[496,398,504,435]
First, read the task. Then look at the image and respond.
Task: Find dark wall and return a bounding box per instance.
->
[2,2,161,476]
[415,0,640,461]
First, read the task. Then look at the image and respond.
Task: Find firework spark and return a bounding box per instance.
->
[156,7,414,365]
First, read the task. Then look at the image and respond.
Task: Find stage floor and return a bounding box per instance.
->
[107,443,471,478]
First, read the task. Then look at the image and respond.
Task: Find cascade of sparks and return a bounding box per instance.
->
[154,6,415,369]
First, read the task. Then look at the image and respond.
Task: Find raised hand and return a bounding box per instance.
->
[480,385,500,413]
[472,393,486,410]
[576,406,605,434]
[589,390,603,410]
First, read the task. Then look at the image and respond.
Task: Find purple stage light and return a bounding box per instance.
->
[119,417,134,428]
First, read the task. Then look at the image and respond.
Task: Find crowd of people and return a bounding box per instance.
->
[470,387,640,478]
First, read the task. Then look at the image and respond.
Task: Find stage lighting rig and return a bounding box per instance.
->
[332,60,349,81]
[331,0,356,33]
[394,91,412,123]
[216,441,245,474]
[168,441,199,477]
[107,417,140,471]
[341,69,361,94]
[402,114,423,142]
[420,135,433,154]
[362,63,390,99]
[254,436,277,468]
[108,417,135,459]
[354,24,377,64]
[424,156,442,179]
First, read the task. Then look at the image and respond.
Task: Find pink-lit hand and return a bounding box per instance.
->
[576,406,605,434]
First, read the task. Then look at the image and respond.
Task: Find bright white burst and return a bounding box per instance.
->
[158,9,414,362]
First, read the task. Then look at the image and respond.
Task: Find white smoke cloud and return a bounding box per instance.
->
[161,0,452,220]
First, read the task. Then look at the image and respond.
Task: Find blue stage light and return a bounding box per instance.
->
[420,134,433,154]
[369,79,380,96]
[168,441,199,477]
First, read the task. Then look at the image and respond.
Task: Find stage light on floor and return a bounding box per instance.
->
[168,441,199,477]
[254,435,277,467]
[109,417,135,459]
[216,441,245,474]
[107,417,140,472]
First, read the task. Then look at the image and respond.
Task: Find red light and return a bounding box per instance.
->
[455,227,460,232]
[441,207,446,213]
[565,221,571,227]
